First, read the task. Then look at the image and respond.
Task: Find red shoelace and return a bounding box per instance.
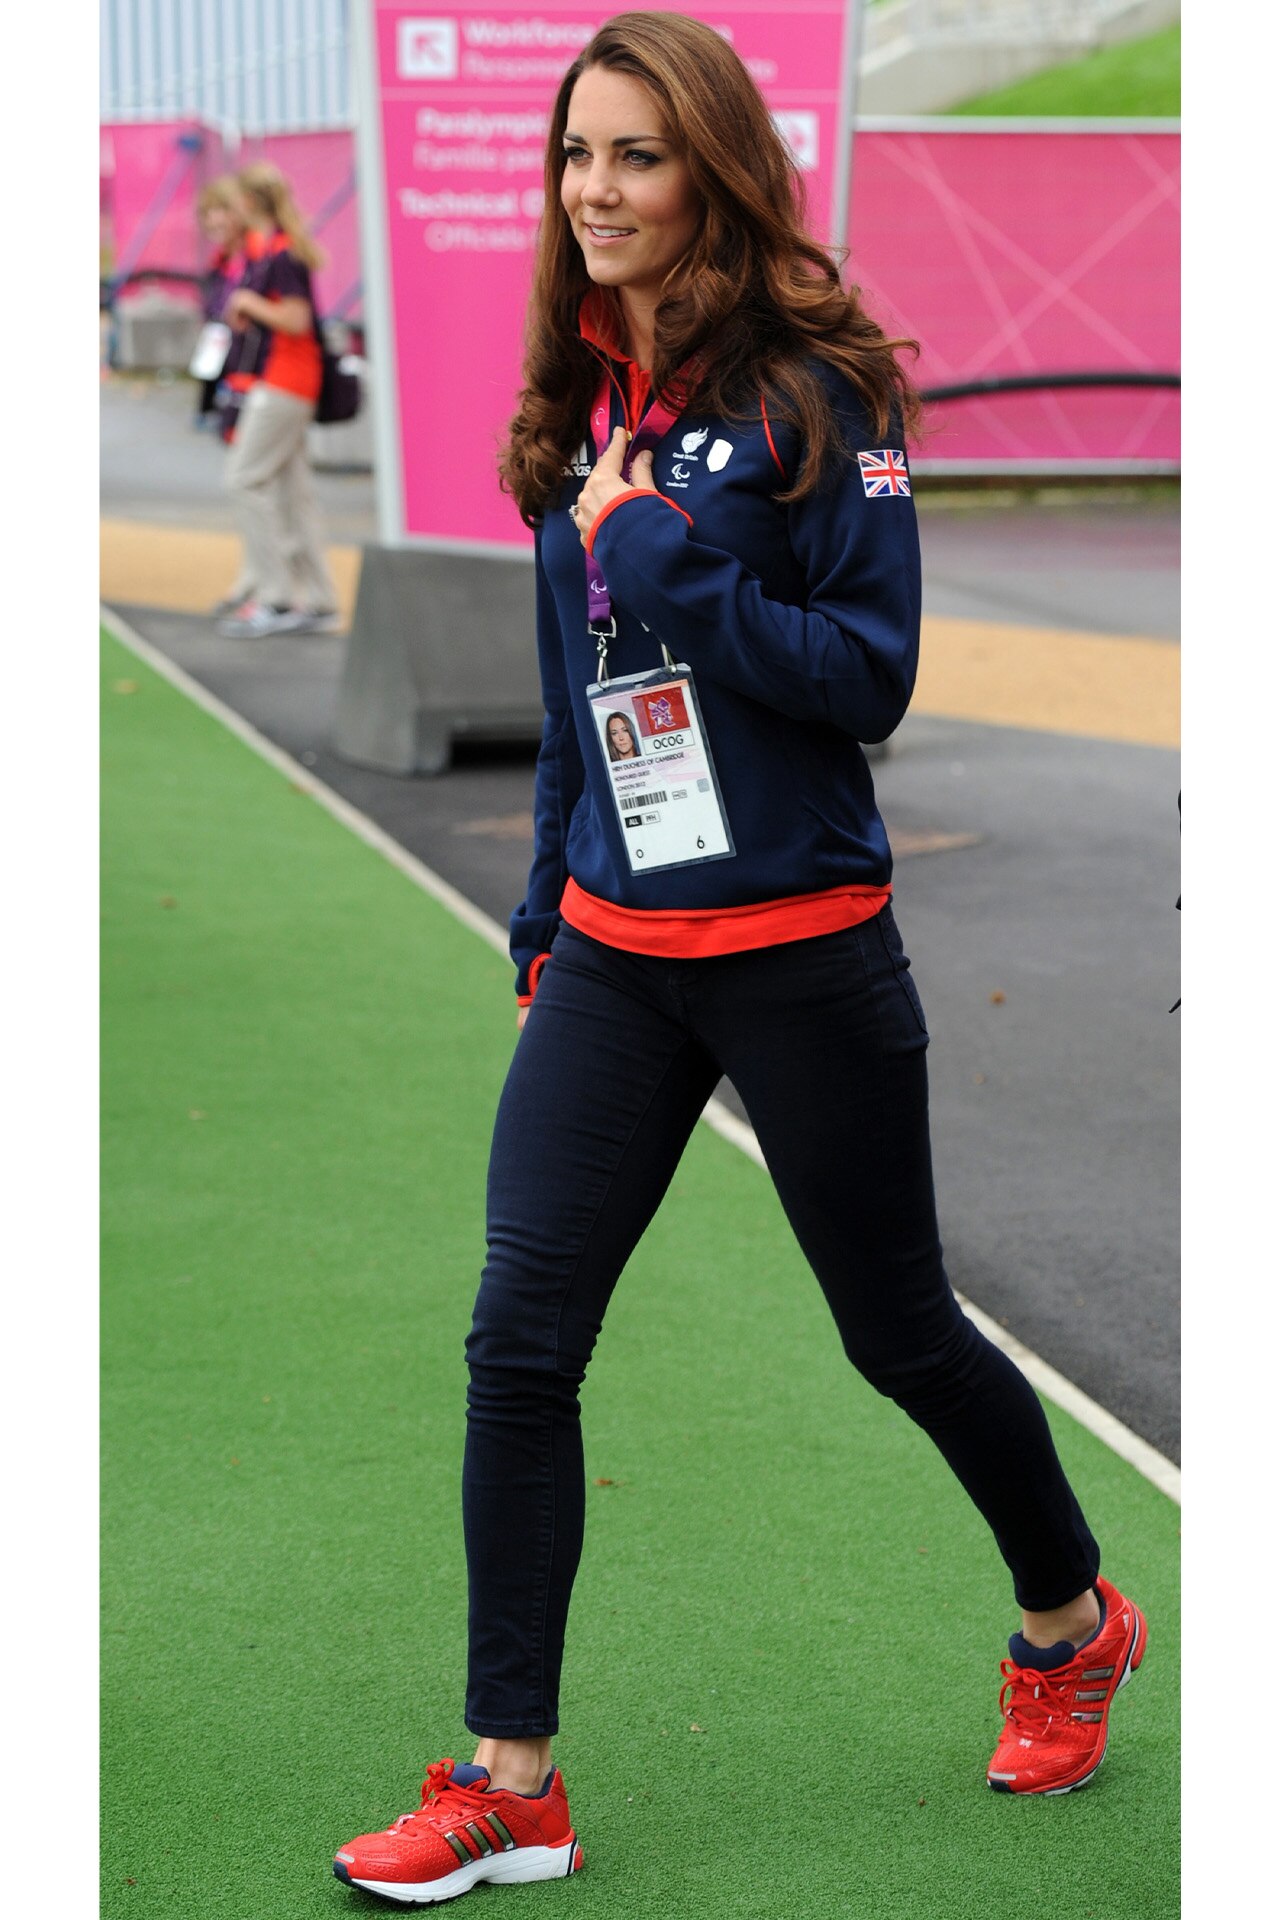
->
[997,1658,1076,1736]
[390,1759,489,1832]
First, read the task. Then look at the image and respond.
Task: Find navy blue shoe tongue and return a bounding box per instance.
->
[1009,1632,1075,1672]
[448,1763,491,1789]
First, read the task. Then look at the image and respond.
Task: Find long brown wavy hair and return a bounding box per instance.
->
[500,11,919,527]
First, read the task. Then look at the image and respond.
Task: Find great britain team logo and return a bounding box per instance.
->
[858,449,911,497]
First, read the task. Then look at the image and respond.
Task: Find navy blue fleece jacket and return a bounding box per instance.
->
[509,354,921,996]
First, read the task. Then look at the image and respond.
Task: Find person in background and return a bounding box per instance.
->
[215,162,339,639]
[193,178,246,431]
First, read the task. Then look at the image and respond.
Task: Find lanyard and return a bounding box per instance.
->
[585,357,701,678]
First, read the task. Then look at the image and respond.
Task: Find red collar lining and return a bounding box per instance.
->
[246,227,292,261]
[578,292,652,429]
[577,288,630,361]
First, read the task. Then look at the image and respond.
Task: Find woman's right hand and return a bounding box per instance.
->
[222,288,253,331]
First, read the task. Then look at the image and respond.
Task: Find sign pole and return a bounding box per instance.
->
[831,0,867,270]
[351,0,406,548]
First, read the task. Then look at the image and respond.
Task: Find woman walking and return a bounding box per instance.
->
[215,163,339,638]
[334,13,1146,1904]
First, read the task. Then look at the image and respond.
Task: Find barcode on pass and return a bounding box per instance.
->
[629,790,668,807]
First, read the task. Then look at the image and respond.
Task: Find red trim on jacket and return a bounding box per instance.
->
[760,394,787,479]
[577,294,695,542]
[578,287,625,356]
[584,488,693,553]
[517,950,553,1006]
[560,877,892,960]
[579,291,653,428]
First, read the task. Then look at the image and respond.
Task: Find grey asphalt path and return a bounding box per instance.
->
[102,379,1180,1465]
[101,372,378,542]
[918,498,1179,641]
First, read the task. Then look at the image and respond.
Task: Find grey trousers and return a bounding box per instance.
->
[224,383,337,612]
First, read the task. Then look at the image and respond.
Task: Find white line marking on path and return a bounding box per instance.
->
[102,606,1181,1507]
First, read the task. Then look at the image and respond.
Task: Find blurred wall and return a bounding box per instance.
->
[100,0,353,134]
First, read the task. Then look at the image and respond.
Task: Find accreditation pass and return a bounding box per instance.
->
[585,666,735,875]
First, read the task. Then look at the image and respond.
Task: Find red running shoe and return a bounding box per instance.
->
[987,1575,1148,1794]
[334,1758,582,1905]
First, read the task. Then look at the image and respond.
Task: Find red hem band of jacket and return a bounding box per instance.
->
[584,489,693,556]
[559,877,892,960]
[517,950,553,1004]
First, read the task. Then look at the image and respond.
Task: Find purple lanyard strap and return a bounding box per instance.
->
[585,361,700,678]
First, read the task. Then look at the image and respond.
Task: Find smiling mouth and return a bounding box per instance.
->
[585,224,637,241]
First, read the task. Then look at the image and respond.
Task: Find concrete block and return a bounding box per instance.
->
[113,293,203,372]
[332,545,543,775]
[332,545,891,776]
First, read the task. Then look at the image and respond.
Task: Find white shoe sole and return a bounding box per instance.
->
[216,614,306,639]
[336,1834,581,1905]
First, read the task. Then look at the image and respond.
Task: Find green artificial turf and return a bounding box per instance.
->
[101,624,1179,1917]
[953,26,1180,117]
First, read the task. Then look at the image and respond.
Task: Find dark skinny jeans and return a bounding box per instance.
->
[463,910,1099,1736]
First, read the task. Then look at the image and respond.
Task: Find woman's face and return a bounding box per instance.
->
[202,204,240,250]
[560,67,702,307]
[608,715,637,758]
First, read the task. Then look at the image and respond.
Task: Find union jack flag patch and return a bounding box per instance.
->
[857,449,911,498]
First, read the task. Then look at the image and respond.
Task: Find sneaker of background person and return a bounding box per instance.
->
[289,607,342,634]
[215,602,305,639]
[334,1758,582,1906]
[987,1574,1147,1794]
[209,593,251,617]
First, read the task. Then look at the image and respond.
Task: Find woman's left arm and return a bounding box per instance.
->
[224,288,312,336]
[584,379,921,744]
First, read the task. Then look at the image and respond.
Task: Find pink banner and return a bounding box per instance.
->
[366,1,853,546]
[103,122,361,320]
[101,121,228,299]
[847,128,1180,468]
